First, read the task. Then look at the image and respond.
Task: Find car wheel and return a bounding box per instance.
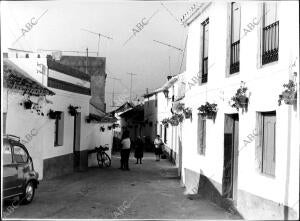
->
[20,181,35,204]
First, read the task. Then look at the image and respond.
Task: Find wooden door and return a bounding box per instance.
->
[223,114,239,200]
[262,113,276,176]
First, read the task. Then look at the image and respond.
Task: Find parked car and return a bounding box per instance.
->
[3,134,39,204]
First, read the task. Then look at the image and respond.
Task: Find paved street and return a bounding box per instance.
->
[3,153,241,219]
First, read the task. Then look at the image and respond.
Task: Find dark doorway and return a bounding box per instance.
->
[73,113,81,170]
[222,114,239,201]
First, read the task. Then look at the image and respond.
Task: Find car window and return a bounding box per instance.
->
[13,145,28,163]
[3,143,12,165]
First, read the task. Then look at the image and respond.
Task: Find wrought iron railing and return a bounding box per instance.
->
[230,40,240,74]
[202,57,208,83]
[262,21,279,65]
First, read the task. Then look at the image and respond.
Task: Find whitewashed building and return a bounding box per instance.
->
[2,50,114,180]
[178,1,299,220]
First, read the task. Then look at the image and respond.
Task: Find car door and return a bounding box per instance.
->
[3,142,19,198]
[12,145,29,192]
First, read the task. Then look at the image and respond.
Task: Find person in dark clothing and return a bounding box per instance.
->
[134,136,144,164]
[120,130,131,170]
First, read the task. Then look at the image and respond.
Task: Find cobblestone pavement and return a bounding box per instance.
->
[3,152,242,219]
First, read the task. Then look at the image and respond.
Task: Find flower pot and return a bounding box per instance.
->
[24,100,32,109]
[282,91,296,105]
[238,96,248,106]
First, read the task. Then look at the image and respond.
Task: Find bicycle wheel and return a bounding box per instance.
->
[96,152,103,167]
[101,152,111,167]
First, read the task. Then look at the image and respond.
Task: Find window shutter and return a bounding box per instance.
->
[255,112,263,171]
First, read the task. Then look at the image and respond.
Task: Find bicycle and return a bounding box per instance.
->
[95,144,111,168]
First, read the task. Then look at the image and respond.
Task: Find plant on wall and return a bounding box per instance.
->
[230,81,249,113]
[173,102,185,112]
[68,105,79,116]
[198,102,218,119]
[169,113,184,126]
[183,107,192,119]
[161,118,169,127]
[100,126,105,132]
[278,80,297,106]
[47,109,61,120]
[20,95,44,116]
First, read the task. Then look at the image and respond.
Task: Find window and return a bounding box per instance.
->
[256,111,276,176]
[3,143,12,165]
[13,146,28,163]
[201,19,209,83]
[197,115,206,155]
[262,2,279,65]
[230,2,241,74]
[54,112,64,146]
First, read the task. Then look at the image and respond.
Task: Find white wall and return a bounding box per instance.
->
[181,0,299,214]
[88,122,114,167]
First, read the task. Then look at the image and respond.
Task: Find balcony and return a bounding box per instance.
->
[262,21,279,65]
[230,40,240,74]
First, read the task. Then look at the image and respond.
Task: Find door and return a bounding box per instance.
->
[222,114,239,200]
[262,113,276,175]
[73,113,81,170]
[3,143,19,198]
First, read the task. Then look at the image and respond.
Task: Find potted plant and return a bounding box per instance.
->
[169,113,184,126]
[100,126,105,132]
[173,102,185,112]
[68,105,79,116]
[23,100,33,109]
[198,102,218,119]
[230,81,249,113]
[278,80,297,106]
[47,109,61,119]
[162,118,169,128]
[183,107,192,119]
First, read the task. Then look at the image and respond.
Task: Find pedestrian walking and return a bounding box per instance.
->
[154,135,163,161]
[120,130,131,170]
[134,136,144,164]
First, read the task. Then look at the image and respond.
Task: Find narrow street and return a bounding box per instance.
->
[4,153,241,219]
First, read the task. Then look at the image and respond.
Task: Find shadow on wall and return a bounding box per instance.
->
[184,168,243,219]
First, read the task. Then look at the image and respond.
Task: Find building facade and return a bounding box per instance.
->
[179,1,299,219]
[3,51,112,180]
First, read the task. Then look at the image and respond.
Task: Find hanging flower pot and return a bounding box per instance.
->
[68,105,79,116]
[278,80,297,106]
[22,100,33,109]
[183,107,192,119]
[100,126,105,132]
[47,109,61,120]
[231,81,250,113]
[198,102,218,120]
[161,118,169,128]
[108,126,112,130]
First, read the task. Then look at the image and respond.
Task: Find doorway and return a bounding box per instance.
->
[73,113,81,170]
[222,114,239,201]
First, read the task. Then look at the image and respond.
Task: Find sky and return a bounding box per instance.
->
[1,0,193,111]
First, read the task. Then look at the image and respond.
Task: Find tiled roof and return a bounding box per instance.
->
[3,59,55,96]
[47,56,91,82]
